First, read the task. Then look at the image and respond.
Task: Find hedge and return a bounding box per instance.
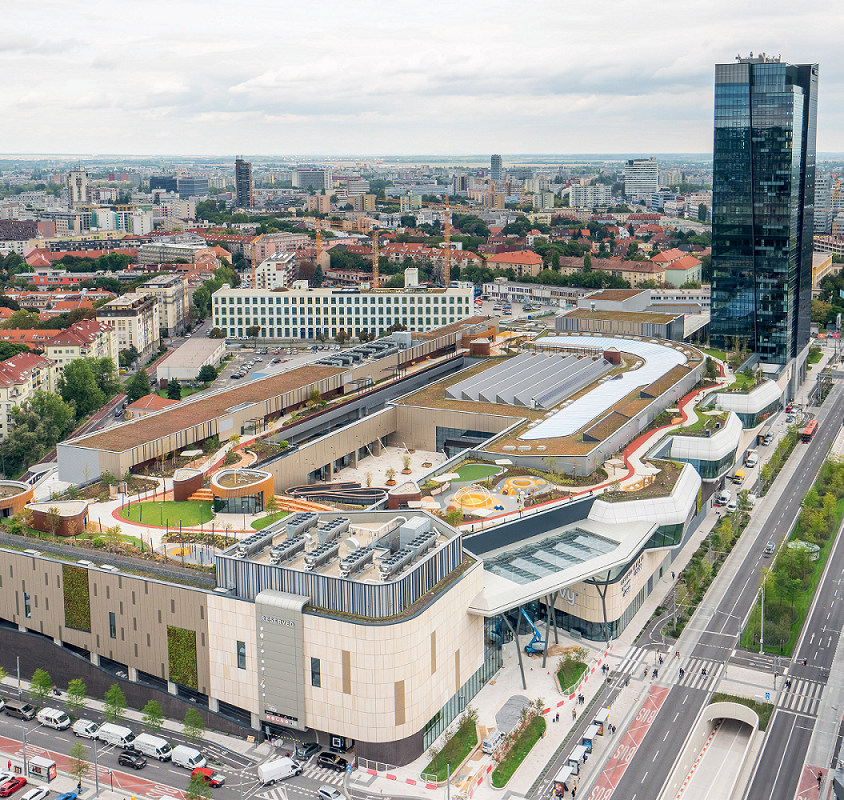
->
[62,564,91,632]
[167,626,198,689]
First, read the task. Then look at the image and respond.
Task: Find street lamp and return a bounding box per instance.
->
[159,502,163,525]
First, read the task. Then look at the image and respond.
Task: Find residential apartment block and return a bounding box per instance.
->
[293,169,333,191]
[96,294,160,361]
[569,185,613,207]
[41,320,118,370]
[624,157,659,198]
[0,353,59,441]
[138,273,190,336]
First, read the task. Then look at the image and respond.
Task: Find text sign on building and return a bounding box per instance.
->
[621,554,644,598]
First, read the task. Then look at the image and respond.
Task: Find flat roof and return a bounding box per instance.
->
[69,364,343,452]
[566,308,679,324]
[585,289,645,301]
[158,338,225,369]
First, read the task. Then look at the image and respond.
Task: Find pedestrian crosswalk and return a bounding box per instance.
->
[617,647,725,691]
[779,678,824,716]
[256,760,346,796]
[675,658,723,690]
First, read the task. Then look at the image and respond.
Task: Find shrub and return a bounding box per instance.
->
[62,565,91,632]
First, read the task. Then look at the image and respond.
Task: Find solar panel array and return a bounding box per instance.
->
[446,352,611,409]
[521,336,686,440]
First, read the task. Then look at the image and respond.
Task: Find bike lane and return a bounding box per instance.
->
[585,685,670,800]
[0,736,185,800]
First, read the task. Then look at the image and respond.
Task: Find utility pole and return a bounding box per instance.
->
[16,656,21,700]
[760,585,765,655]
[93,734,99,797]
[21,724,27,777]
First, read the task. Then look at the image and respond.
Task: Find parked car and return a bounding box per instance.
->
[295,742,321,760]
[20,788,49,800]
[0,777,27,797]
[192,767,225,787]
[316,753,348,772]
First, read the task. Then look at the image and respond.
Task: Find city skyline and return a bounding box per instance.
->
[3,0,843,155]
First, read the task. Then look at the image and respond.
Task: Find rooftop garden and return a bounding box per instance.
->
[600,459,684,503]
[720,366,766,394]
[672,410,730,437]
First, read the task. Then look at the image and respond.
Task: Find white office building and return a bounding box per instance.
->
[624,157,659,198]
[292,169,333,191]
[569,185,613,207]
[212,283,474,340]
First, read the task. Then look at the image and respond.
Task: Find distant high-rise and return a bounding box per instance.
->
[235,157,253,209]
[292,168,333,191]
[66,167,89,208]
[623,158,658,198]
[815,171,833,234]
[490,154,502,182]
[710,55,818,366]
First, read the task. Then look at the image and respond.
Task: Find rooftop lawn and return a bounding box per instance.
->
[251,511,290,530]
[119,500,214,527]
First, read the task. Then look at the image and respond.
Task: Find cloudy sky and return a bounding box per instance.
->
[3,0,842,156]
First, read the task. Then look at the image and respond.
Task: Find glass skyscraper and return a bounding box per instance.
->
[710,56,818,365]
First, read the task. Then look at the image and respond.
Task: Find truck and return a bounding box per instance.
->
[745,450,758,468]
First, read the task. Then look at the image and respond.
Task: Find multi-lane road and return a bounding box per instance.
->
[535,383,844,800]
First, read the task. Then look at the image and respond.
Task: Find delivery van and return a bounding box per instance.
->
[172,745,206,770]
[482,729,505,754]
[133,733,172,761]
[733,469,745,485]
[36,708,71,730]
[258,757,303,785]
[72,720,100,739]
[97,723,136,747]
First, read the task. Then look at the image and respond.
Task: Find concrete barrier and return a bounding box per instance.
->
[660,702,758,800]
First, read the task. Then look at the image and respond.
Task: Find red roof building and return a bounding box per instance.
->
[485,250,544,277]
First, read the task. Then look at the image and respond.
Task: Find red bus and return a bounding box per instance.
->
[802,419,818,443]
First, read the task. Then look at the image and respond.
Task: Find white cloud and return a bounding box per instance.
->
[0,0,841,154]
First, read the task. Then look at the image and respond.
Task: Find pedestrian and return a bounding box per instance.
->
[675,651,680,659]
[572,709,577,721]
[671,571,675,580]
[7,761,10,772]
[680,667,685,678]
[702,667,707,677]
[556,712,560,723]
[659,654,663,665]
[583,754,588,764]
[572,786,577,798]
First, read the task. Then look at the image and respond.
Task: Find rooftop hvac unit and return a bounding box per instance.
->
[304,539,342,571]
[285,512,320,538]
[316,517,350,543]
[406,530,437,559]
[399,516,431,548]
[339,545,375,578]
[269,536,306,565]
[379,548,415,581]
[233,529,276,558]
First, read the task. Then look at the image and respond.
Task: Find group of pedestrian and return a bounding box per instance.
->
[576,692,585,705]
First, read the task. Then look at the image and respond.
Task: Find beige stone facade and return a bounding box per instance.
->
[303,561,484,745]
[206,592,258,716]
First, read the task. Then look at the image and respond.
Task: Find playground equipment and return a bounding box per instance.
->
[450,483,494,512]
[521,607,546,654]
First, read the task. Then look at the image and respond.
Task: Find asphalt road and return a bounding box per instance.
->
[576,383,844,800]
[0,681,351,800]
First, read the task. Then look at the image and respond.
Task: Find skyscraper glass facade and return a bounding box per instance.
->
[710,58,818,364]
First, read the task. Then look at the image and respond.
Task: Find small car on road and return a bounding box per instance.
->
[317,788,342,800]
[295,742,321,760]
[118,751,147,770]
[192,767,225,787]
[316,753,348,773]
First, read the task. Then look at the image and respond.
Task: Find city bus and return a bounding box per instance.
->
[802,419,819,443]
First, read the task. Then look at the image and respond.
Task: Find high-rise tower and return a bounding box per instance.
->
[235,156,253,209]
[710,55,818,365]
[490,154,502,182]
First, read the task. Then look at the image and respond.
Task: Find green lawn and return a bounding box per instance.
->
[710,694,773,731]
[251,511,290,530]
[455,464,502,482]
[423,718,478,781]
[491,715,546,788]
[701,348,727,361]
[741,496,844,655]
[808,347,823,365]
[119,501,213,527]
[557,660,588,693]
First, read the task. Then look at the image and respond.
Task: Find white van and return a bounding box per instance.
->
[36,708,71,730]
[482,729,505,754]
[715,490,731,507]
[97,723,136,747]
[72,720,100,739]
[172,745,206,770]
[133,733,173,761]
[258,757,303,784]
